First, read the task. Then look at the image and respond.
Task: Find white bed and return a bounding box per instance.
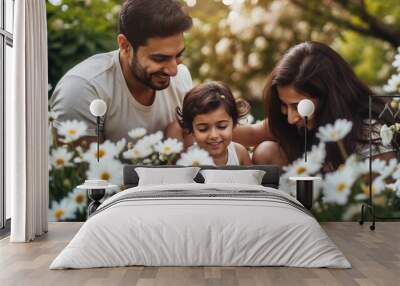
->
[50,182,351,269]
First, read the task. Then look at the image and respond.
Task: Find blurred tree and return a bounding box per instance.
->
[289,0,400,48]
[47,0,120,96]
[47,0,400,118]
[287,0,400,86]
[184,0,339,108]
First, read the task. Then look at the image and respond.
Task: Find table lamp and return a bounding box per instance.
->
[288,99,318,210]
[297,99,315,162]
[89,99,107,162]
[79,99,112,217]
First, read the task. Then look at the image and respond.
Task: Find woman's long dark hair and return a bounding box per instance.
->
[264,41,396,168]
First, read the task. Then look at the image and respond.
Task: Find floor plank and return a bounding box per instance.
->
[0,222,399,286]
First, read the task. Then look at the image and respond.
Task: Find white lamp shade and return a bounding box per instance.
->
[90,99,107,117]
[297,99,315,117]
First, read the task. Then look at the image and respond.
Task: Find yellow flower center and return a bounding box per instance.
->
[296,166,306,174]
[75,193,85,204]
[362,184,376,196]
[163,146,172,153]
[337,182,346,192]
[192,160,200,166]
[68,129,77,135]
[101,172,110,181]
[54,209,64,220]
[56,158,65,166]
[96,149,105,159]
[133,149,140,156]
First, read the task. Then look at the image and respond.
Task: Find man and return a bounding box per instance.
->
[50,0,193,143]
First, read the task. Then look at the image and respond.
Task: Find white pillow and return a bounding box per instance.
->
[200,169,266,185]
[135,167,201,186]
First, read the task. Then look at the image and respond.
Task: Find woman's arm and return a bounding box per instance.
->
[232,119,274,148]
[164,120,194,149]
[252,141,288,167]
[234,143,252,166]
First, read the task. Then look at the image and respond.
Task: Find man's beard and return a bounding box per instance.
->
[129,57,170,91]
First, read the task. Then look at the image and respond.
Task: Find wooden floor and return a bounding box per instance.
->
[0,222,399,286]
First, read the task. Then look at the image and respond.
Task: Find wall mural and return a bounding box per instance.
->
[47,0,400,222]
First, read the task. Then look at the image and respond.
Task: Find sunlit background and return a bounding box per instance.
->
[47,0,400,118]
[46,0,400,222]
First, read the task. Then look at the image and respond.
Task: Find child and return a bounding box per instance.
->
[176,81,251,166]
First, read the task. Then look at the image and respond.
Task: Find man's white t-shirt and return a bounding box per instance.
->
[50,50,192,142]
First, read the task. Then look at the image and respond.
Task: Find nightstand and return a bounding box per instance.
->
[77,180,117,217]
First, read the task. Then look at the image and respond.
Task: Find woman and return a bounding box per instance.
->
[234,41,397,169]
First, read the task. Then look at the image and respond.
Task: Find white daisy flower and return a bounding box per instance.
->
[283,158,322,178]
[176,147,214,166]
[387,180,400,196]
[128,128,147,140]
[342,204,362,221]
[74,157,83,163]
[138,131,163,146]
[392,164,400,180]
[58,120,88,143]
[358,158,397,179]
[278,176,296,196]
[380,124,394,146]
[307,142,326,164]
[83,139,125,163]
[86,158,123,186]
[115,138,127,153]
[48,126,54,149]
[48,198,76,222]
[75,146,84,156]
[355,176,386,201]
[123,141,154,160]
[280,143,326,193]
[339,155,363,178]
[316,119,353,142]
[48,110,60,124]
[383,74,400,93]
[381,158,398,179]
[50,147,74,169]
[154,138,183,156]
[393,182,400,197]
[393,53,400,71]
[322,169,355,205]
[68,188,87,212]
[387,165,400,194]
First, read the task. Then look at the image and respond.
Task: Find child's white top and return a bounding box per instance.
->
[226,142,240,165]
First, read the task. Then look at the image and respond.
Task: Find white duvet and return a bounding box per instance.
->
[50,183,351,269]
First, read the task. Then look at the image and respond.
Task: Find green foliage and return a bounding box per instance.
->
[47,0,400,108]
[333,31,395,86]
[47,0,120,95]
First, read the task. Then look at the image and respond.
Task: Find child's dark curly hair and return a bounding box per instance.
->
[176,81,250,133]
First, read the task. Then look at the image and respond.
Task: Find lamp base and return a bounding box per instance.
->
[296,180,313,210]
[87,188,106,217]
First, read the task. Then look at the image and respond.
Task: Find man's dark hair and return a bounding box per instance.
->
[119,0,193,50]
